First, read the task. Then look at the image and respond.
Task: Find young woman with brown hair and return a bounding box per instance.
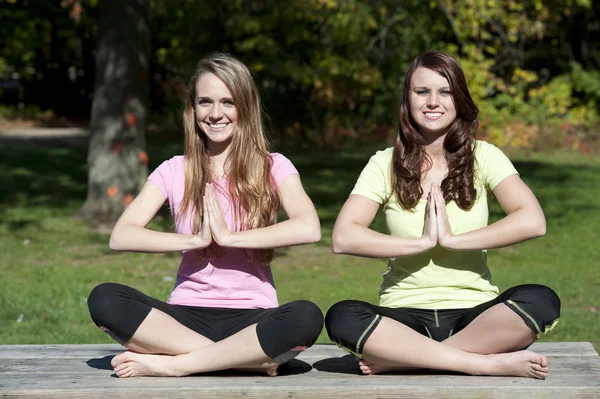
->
[325,51,560,379]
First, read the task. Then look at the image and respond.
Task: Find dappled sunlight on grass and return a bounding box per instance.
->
[0,139,598,344]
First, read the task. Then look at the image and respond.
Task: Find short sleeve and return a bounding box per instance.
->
[350,147,393,204]
[270,153,299,187]
[475,141,518,191]
[148,158,174,199]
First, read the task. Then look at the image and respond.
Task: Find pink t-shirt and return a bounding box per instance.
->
[148,153,298,309]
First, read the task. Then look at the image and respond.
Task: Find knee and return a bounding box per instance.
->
[87,282,126,325]
[533,285,561,320]
[325,300,372,342]
[507,284,561,334]
[518,284,561,318]
[287,300,324,341]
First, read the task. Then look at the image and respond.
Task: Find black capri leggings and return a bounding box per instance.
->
[88,282,324,361]
[325,284,561,357]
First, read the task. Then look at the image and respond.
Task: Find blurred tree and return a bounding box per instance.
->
[77,0,151,223]
[0,0,97,118]
[149,0,451,145]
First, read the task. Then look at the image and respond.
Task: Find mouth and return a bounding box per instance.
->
[204,122,229,131]
[424,112,443,120]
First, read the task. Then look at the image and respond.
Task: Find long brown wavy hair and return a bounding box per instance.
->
[177,52,279,264]
[392,51,478,211]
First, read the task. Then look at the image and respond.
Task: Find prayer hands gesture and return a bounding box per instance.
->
[422,183,456,250]
[198,183,233,247]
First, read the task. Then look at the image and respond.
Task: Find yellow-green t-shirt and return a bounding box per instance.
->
[350,140,518,309]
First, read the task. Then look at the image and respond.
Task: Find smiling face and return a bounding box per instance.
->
[409,67,457,137]
[194,73,238,151]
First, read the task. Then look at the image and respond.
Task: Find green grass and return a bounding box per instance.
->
[0,139,598,347]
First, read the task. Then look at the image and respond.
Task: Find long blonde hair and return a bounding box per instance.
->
[178,52,279,264]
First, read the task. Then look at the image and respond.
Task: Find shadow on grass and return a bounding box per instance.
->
[489,159,600,222]
[1,137,598,235]
[0,136,181,232]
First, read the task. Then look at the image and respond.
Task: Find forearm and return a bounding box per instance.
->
[445,209,546,250]
[332,223,432,258]
[109,225,207,253]
[223,216,321,249]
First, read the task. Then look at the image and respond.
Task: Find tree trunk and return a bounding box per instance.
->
[78,0,151,224]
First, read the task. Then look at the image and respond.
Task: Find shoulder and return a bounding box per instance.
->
[474,140,507,160]
[364,147,394,174]
[154,155,185,169]
[372,147,394,162]
[149,155,185,181]
[268,152,293,167]
[268,152,299,186]
[473,140,518,188]
[268,152,298,173]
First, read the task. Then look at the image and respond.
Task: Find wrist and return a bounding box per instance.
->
[439,233,458,250]
[214,230,236,247]
[221,231,237,247]
[419,236,436,252]
[191,234,210,249]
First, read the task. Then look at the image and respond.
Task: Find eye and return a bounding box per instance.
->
[222,100,235,107]
[197,99,211,106]
[415,90,428,95]
[440,90,452,96]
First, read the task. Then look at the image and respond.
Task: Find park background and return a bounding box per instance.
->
[0,0,598,350]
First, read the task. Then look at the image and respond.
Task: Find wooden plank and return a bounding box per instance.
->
[1,377,599,399]
[1,354,597,374]
[0,343,598,399]
[0,342,597,359]
[1,370,599,386]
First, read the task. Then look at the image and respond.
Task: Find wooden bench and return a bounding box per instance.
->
[1,342,598,398]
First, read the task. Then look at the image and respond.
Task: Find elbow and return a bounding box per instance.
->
[297,214,321,244]
[108,230,124,251]
[331,230,348,254]
[310,227,322,244]
[108,234,119,251]
[306,219,321,244]
[533,219,546,238]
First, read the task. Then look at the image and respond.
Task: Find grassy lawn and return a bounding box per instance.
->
[0,137,598,350]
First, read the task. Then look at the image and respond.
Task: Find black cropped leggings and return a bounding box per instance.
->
[325,284,561,357]
[88,282,324,361]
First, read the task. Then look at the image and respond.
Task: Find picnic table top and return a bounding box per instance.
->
[1,342,599,398]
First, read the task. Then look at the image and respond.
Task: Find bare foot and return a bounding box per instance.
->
[358,359,418,375]
[111,351,176,378]
[480,350,549,380]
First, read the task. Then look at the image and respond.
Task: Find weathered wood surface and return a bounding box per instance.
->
[0,342,598,398]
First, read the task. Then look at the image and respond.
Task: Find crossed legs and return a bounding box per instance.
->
[88,283,323,377]
[357,304,547,379]
[326,285,561,379]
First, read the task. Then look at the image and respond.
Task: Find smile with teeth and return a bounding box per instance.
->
[424,112,443,120]
[206,122,229,131]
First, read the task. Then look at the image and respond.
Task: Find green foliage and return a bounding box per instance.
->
[0,0,599,151]
[571,62,600,99]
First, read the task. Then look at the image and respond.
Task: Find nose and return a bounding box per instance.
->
[209,104,223,120]
[427,93,439,108]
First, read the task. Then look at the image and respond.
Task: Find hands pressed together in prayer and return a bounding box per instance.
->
[422,183,457,250]
[195,183,233,248]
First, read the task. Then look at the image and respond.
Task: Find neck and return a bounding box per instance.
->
[207,142,231,179]
[423,134,445,160]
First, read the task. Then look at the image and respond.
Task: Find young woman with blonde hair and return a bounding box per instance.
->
[326,51,560,379]
[88,52,323,377]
